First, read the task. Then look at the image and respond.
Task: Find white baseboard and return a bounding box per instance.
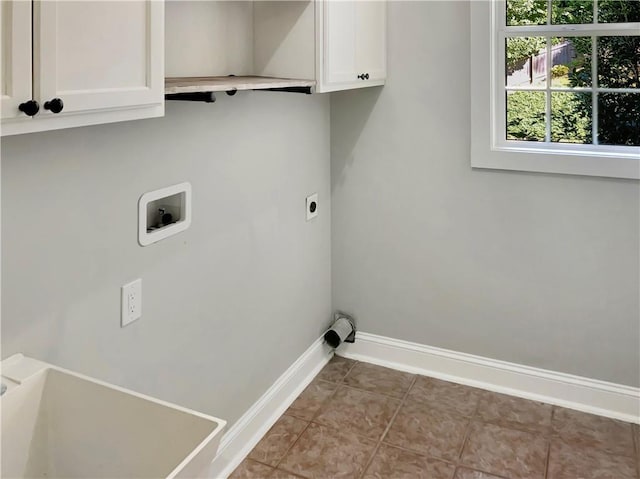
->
[209,337,333,479]
[337,332,640,424]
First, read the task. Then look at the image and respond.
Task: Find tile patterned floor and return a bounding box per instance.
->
[230,356,640,479]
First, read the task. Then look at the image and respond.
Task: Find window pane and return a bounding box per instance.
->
[552,0,593,24]
[551,92,592,143]
[597,36,640,88]
[506,37,547,87]
[550,37,592,87]
[598,0,640,23]
[598,93,640,146]
[507,0,548,25]
[507,91,547,141]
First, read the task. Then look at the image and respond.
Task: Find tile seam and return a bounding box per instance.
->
[272,357,359,477]
[456,395,481,461]
[458,397,550,479]
[270,420,313,477]
[356,374,419,479]
[543,437,552,479]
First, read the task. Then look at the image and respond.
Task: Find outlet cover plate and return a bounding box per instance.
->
[121,279,142,327]
[306,193,318,221]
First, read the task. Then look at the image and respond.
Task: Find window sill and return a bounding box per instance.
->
[471,144,640,179]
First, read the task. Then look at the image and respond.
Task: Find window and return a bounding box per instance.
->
[471,0,640,179]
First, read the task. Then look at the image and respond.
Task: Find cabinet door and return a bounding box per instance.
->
[35,0,163,116]
[355,0,386,82]
[319,0,386,92]
[0,0,33,120]
[323,0,357,85]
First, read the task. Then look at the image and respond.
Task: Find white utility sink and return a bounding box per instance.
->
[1,354,226,479]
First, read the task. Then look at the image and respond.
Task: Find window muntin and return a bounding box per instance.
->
[498,0,640,149]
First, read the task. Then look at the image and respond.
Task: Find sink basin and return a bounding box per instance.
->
[1,354,226,479]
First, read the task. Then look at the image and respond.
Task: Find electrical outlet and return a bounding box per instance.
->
[121,279,142,327]
[306,193,318,221]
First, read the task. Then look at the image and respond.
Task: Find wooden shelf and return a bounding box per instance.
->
[165,76,316,94]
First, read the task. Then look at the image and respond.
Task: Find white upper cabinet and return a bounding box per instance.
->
[2,0,164,136]
[322,1,357,85]
[317,0,386,92]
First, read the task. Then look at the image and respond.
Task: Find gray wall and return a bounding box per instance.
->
[331,1,640,386]
[1,92,332,424]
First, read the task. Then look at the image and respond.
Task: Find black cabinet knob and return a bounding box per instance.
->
[44,98,64,114]
[18,100,40,116]
[357,73,370,80]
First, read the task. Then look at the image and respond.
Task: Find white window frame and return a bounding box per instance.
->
[471,0,640,179]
